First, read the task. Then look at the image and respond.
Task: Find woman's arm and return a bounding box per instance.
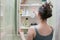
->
[19,28,35,40]
[19,29,26,40]
[27,28,35,40]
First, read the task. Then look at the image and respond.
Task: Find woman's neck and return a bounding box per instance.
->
[38,20,48,28]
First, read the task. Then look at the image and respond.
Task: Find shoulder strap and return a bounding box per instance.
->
[34,27,40,36]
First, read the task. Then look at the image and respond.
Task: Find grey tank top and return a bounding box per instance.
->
[33,27,53,40]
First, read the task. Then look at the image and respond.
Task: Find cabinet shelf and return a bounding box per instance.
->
[21,15,30,17]
[20,26,30,29]
[20,4,42,6]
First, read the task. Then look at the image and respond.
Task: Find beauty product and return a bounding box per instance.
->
[24,18,29,27]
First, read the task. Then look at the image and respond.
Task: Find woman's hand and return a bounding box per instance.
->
[31,7,38,16]
[19,28,23,33]
[19,29,26,40]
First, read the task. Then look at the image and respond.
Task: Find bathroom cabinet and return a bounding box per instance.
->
[17,0,47,37]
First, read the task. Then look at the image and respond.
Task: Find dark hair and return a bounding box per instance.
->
[38,2,53,20]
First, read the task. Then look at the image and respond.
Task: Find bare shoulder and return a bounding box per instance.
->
[27,26,36,40]
[28,26,35,34]
[27,26,36,37]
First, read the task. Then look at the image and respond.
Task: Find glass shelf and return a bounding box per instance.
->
[19,6,39,17]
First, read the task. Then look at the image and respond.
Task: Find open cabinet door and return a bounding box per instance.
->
[0,0,17,40]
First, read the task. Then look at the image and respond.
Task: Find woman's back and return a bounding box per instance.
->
[26,2,53,40]
[33,26,53,40]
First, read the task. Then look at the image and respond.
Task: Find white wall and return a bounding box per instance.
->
[50,0,60,40]
[48,0,56,40]
[55,0,60,40]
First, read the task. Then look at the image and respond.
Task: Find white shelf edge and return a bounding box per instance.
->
[20,4,42,6]
[22,15,30,17]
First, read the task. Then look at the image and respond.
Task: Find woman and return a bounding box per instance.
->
[27,3,53,40]
[19,3,53,40]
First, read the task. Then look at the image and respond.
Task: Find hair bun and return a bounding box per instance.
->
[39,2,53,20]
